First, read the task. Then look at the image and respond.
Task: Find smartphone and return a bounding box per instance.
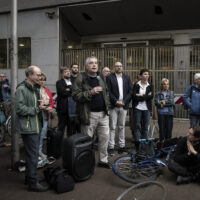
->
[44,103,51,107]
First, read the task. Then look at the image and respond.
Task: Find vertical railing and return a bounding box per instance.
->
[62,44,200,118]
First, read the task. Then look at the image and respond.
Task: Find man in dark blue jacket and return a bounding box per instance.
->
[106,62,132,155]
[0,73,11,101]
[183,73,200,126]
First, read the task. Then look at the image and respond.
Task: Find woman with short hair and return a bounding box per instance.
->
[154,78,175,141]
[38,73,54,158]
[132,69,154,142]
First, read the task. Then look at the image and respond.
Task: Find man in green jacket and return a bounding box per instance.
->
[72,56,110,168]
[15,66,48,192]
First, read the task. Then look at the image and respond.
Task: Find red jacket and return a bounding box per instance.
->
[44,86,54,120]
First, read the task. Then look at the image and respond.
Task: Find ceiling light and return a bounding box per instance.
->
[19,43,24,47]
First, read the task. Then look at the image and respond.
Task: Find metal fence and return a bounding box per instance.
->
[62,45,200,118]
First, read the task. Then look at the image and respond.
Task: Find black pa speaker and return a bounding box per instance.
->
[63,134,95,181]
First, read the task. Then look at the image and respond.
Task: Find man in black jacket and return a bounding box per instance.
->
[168,126,200,185]
[106,62,132,155]
[56,67,72,136]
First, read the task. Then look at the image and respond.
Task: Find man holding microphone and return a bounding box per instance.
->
[72,56,110,168]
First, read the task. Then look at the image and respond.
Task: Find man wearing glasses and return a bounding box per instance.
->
[15,66,48,192]
[101,66,111,80]
[106,62,132,156]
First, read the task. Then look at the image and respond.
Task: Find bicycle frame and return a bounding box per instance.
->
[131,145,176,168]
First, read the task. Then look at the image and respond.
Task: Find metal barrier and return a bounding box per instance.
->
[62,45,200,118]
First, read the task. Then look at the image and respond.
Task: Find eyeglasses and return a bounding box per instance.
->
[39,79,46,81]
[0,76,6,77]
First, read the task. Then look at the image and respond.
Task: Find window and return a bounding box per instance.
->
[0,39,7,69]
[0,37,31,69]
[18,37,31,68]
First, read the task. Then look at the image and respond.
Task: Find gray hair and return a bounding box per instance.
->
[194,73,200,81]
[85,56,98,66]
[25,66,35,77]
[25,66,40,77]
[0,72,6,76]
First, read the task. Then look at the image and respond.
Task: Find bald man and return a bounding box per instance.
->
[15,66,48,192]
[102,66,111,80]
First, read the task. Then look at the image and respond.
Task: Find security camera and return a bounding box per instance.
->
[45,11,55,19]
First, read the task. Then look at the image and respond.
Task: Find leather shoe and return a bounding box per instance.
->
[118,147,126,154]
[28,182,48,192]
[98,161,111,169]
[24,177,44,185]
[176,176,191,185]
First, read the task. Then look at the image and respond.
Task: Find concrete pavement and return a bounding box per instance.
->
[1,119,200,200]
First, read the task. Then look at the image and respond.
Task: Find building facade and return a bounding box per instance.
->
[0,0,200,99]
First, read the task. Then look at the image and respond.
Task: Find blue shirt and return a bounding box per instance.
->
[158,92,169,115]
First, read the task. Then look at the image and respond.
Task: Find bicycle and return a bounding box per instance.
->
[112,138,178,184]
[0,101,11,144]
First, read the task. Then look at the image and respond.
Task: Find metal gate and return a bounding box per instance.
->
[62,45,200,118]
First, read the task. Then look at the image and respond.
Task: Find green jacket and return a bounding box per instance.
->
[15,80,41,134]
[72,72,110,125]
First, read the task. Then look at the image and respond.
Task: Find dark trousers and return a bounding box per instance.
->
[158,114,173,141]
[133,109,150,141]
[57,112,69,136]
[189,115,200,127]
[21,134,40,184]
[68,116,81,136]
[168,161,200,177]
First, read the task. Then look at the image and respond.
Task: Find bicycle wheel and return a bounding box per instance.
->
[116,181,167,200]
[112,155,160,184]
[6,115,11,137]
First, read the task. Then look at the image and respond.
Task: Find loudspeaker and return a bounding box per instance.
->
[63,134,95,181]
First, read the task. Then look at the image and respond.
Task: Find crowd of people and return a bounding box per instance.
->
[13,56,200,191]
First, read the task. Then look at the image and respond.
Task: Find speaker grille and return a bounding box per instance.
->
[74,150,94,180]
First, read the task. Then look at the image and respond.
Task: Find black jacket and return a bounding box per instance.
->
[106,73,133,110]
[56,78,72,113]
[132,82,154,112]
[174,137,200,167]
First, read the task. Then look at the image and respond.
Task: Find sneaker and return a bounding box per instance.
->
[108,148,114,156]
[176,176,191,185]
[118,147,126,154]
[39,153,47,159]
[98,161,111,169]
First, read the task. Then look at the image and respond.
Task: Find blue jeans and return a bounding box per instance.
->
[133,109,150,141]
[189,115,200,127]
[39,120,48,155]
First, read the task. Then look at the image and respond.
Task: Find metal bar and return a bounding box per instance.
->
[11,0,19,169]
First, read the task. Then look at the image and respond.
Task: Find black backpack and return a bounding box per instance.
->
[44,167,75,194]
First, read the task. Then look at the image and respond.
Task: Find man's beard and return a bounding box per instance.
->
[72,71,78,75]
[64,76,70,79]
